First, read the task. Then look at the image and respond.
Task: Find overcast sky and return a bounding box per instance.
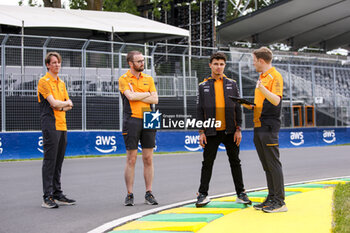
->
[0,0,20,5]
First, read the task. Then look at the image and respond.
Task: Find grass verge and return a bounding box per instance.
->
[333,182,350,233]
[335,143,350,146]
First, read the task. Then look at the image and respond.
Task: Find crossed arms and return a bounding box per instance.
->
[46,95,73,112]
[123,89,158,104]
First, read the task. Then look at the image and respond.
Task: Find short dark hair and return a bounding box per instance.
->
[210,52,227,63]
[126,51,142,63]
[45,52,61,66]
[253,47,273,63]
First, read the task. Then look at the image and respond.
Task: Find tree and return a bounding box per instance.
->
[226,0,274,21]
[103,0,139,15]
[70,0,142,14]
[18,0,43,6]
[69,0,88,9]
[87,0,103,10]
[69,0,106,11]
[69,0,103,10]
[43,0,62,7]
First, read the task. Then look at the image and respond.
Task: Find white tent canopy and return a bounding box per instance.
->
[0,5,189,42]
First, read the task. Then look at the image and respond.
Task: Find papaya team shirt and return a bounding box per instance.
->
[119,70,157,119]
[254,67,283,128]
[37,72,69,131]
[214,77,226,131]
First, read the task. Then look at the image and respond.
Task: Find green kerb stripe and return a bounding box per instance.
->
[339,178,350,181]
[248,191,300,197]
[138,213,222,222]
[286,184,333,188]
[183,201,248,209]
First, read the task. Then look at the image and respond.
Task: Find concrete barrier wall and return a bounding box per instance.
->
[0,127,349,160]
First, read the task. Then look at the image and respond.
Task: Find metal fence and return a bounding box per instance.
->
[1,34,350,132]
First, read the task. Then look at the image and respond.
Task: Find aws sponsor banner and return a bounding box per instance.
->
[68,132,125,156]
[0,127,349,160]
[0,131,127,160]
[154,131,229,152]
[278,127,349,148]
[0,132,43,160]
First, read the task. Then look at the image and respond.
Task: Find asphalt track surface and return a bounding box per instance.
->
[1,145,350,233]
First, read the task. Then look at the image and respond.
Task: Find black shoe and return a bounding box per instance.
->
[53,194,76,206]
[145,191,158,205]
[253,197,274,210]
[42,196,59,209]
[125,193,134,206]
[196,193,210,208]
[262,202,288,213]
[236,192,252,205]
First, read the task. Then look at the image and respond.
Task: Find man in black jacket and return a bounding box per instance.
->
[196,52,251,207]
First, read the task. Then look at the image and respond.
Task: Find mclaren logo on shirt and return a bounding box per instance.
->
[95,136,117,153]
[323,130,336,144]
[290,132,304,146]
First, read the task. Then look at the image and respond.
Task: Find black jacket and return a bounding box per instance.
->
[197,75,242,136]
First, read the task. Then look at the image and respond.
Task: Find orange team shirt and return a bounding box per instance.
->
[37,72,69,131]
[118,70,157,119]
[214,77,226,131]
[253,67,283,128]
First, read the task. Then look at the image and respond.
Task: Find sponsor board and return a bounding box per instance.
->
[0,137,3,154]
[183,135,226,152]
[95,135,117,153]
[322,130,336,144]
[290,132,304,146]
[184,135,202,151]
[0,128,349,160]
[37,136,43,153]
[137,142,157,151]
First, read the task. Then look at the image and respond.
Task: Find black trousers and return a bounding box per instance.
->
[198,131,245,196]
[42,130,67,198]
[254,126,285,204]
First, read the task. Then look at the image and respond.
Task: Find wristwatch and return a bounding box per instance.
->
[236,126,241,132]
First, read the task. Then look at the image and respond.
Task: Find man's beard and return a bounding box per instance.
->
[135,66,144,72]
